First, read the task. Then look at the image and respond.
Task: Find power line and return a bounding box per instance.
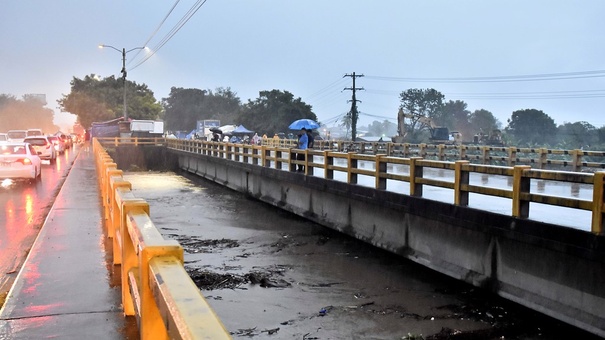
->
[365,70,605,83]
[130,0,209,71]
[127,0,182,67]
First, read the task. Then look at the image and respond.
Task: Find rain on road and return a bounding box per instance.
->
[0,145,80,304]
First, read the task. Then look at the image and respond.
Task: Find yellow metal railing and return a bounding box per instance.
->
[95,136,605,172]
[93,138,231,340]
[165,138,605,235]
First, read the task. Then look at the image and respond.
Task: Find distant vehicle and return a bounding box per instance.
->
[24,136,57,164]
[47,135,65,154]
[7,130,27,142]
[0,133,7,142]
[392,108,461,144]
[26,129,43,137]
[472,129,505,146]
[130,120,165,137]
[0,142,42,181]
[55,132,72,149]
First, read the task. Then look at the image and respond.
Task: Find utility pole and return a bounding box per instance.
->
[344,72,364,141]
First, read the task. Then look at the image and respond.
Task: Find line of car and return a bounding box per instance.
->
[0,129,78,183]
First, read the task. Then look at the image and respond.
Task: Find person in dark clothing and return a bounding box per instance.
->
[307,129,315,149]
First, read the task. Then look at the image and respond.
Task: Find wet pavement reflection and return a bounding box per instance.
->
[0,146,79,304]
[126,170,599,340]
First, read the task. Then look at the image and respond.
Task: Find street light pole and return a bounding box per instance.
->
[98,44,146,120]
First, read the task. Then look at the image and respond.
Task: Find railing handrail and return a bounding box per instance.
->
[163,138,604,235]
[93,138,231,340]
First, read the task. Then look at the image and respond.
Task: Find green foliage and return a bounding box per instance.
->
[505,109,557,146]
[469,109,501,134]
[556,121,597,148]
[58,74,162,128]
[238,89,316,135]
[398,88,445,142]
[365,120,397,137]
[437,100,471,141]
[162,87,241,131]
[0,94,58,132]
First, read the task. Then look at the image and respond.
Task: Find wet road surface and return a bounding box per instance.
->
[126,170,600,340]
[0,145,79,304]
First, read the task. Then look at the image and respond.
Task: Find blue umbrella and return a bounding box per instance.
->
[289,119,320,130]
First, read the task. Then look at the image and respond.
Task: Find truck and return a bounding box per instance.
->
[130,120,164,137]
[196,119,220,140]
[472,129,505,146]
[392,108,461,144]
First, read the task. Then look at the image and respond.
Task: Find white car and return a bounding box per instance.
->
[0,143,42,181]
[24,136,57,164]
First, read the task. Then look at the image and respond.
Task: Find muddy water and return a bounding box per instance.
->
[125,171,598,340]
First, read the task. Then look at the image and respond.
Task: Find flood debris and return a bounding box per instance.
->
[168,236,239,254]
[187,267,292,290]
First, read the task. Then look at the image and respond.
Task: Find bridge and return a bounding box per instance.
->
[1,138,604,339]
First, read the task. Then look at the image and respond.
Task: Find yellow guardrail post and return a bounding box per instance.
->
[347,152,357,184]
[539,148,548,169]
[110,182,132,265]
[261,146,270,168]
[105,168,123,222]
[508,147,517,167]
[375,154,386,190]
[512,165,531,218]
[572,149,582,172]
[324,151,333,180]
[120,201,150,316]
[438,144,445,161]
[592,171,605,234]
[409,157,423,197]
[303,149,309,175]
[454,160,470,206]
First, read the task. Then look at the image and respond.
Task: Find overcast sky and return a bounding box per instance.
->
[1,1,604,131]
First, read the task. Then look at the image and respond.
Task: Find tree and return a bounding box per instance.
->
[557,121,597,148]
[398,88,445,142]
[58,74,162,128]
[238,90,316,135]
[0,94,57,133]
[469,109,501,139]
[366,120,396,138]
[505,109,557,146]
[162,87,242,131]
[436,100,471,141]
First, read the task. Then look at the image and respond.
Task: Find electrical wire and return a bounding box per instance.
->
[365,70,605,83]
[127,0,182,66]
[130,0,209,71]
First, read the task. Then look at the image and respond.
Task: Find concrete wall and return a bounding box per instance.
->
[175,150,605,337]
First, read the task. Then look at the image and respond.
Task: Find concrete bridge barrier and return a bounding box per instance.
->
[167,140,605,338]
[93,139,231,340]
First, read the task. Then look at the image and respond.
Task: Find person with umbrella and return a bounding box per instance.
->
[296,127,308,172]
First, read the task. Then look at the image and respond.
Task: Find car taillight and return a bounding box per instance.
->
[17,158,32,165]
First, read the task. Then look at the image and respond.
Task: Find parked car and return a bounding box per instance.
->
[47,135,65,154]
[7,130,27,142]
[24,136,56,164]
[0,142,42,181]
